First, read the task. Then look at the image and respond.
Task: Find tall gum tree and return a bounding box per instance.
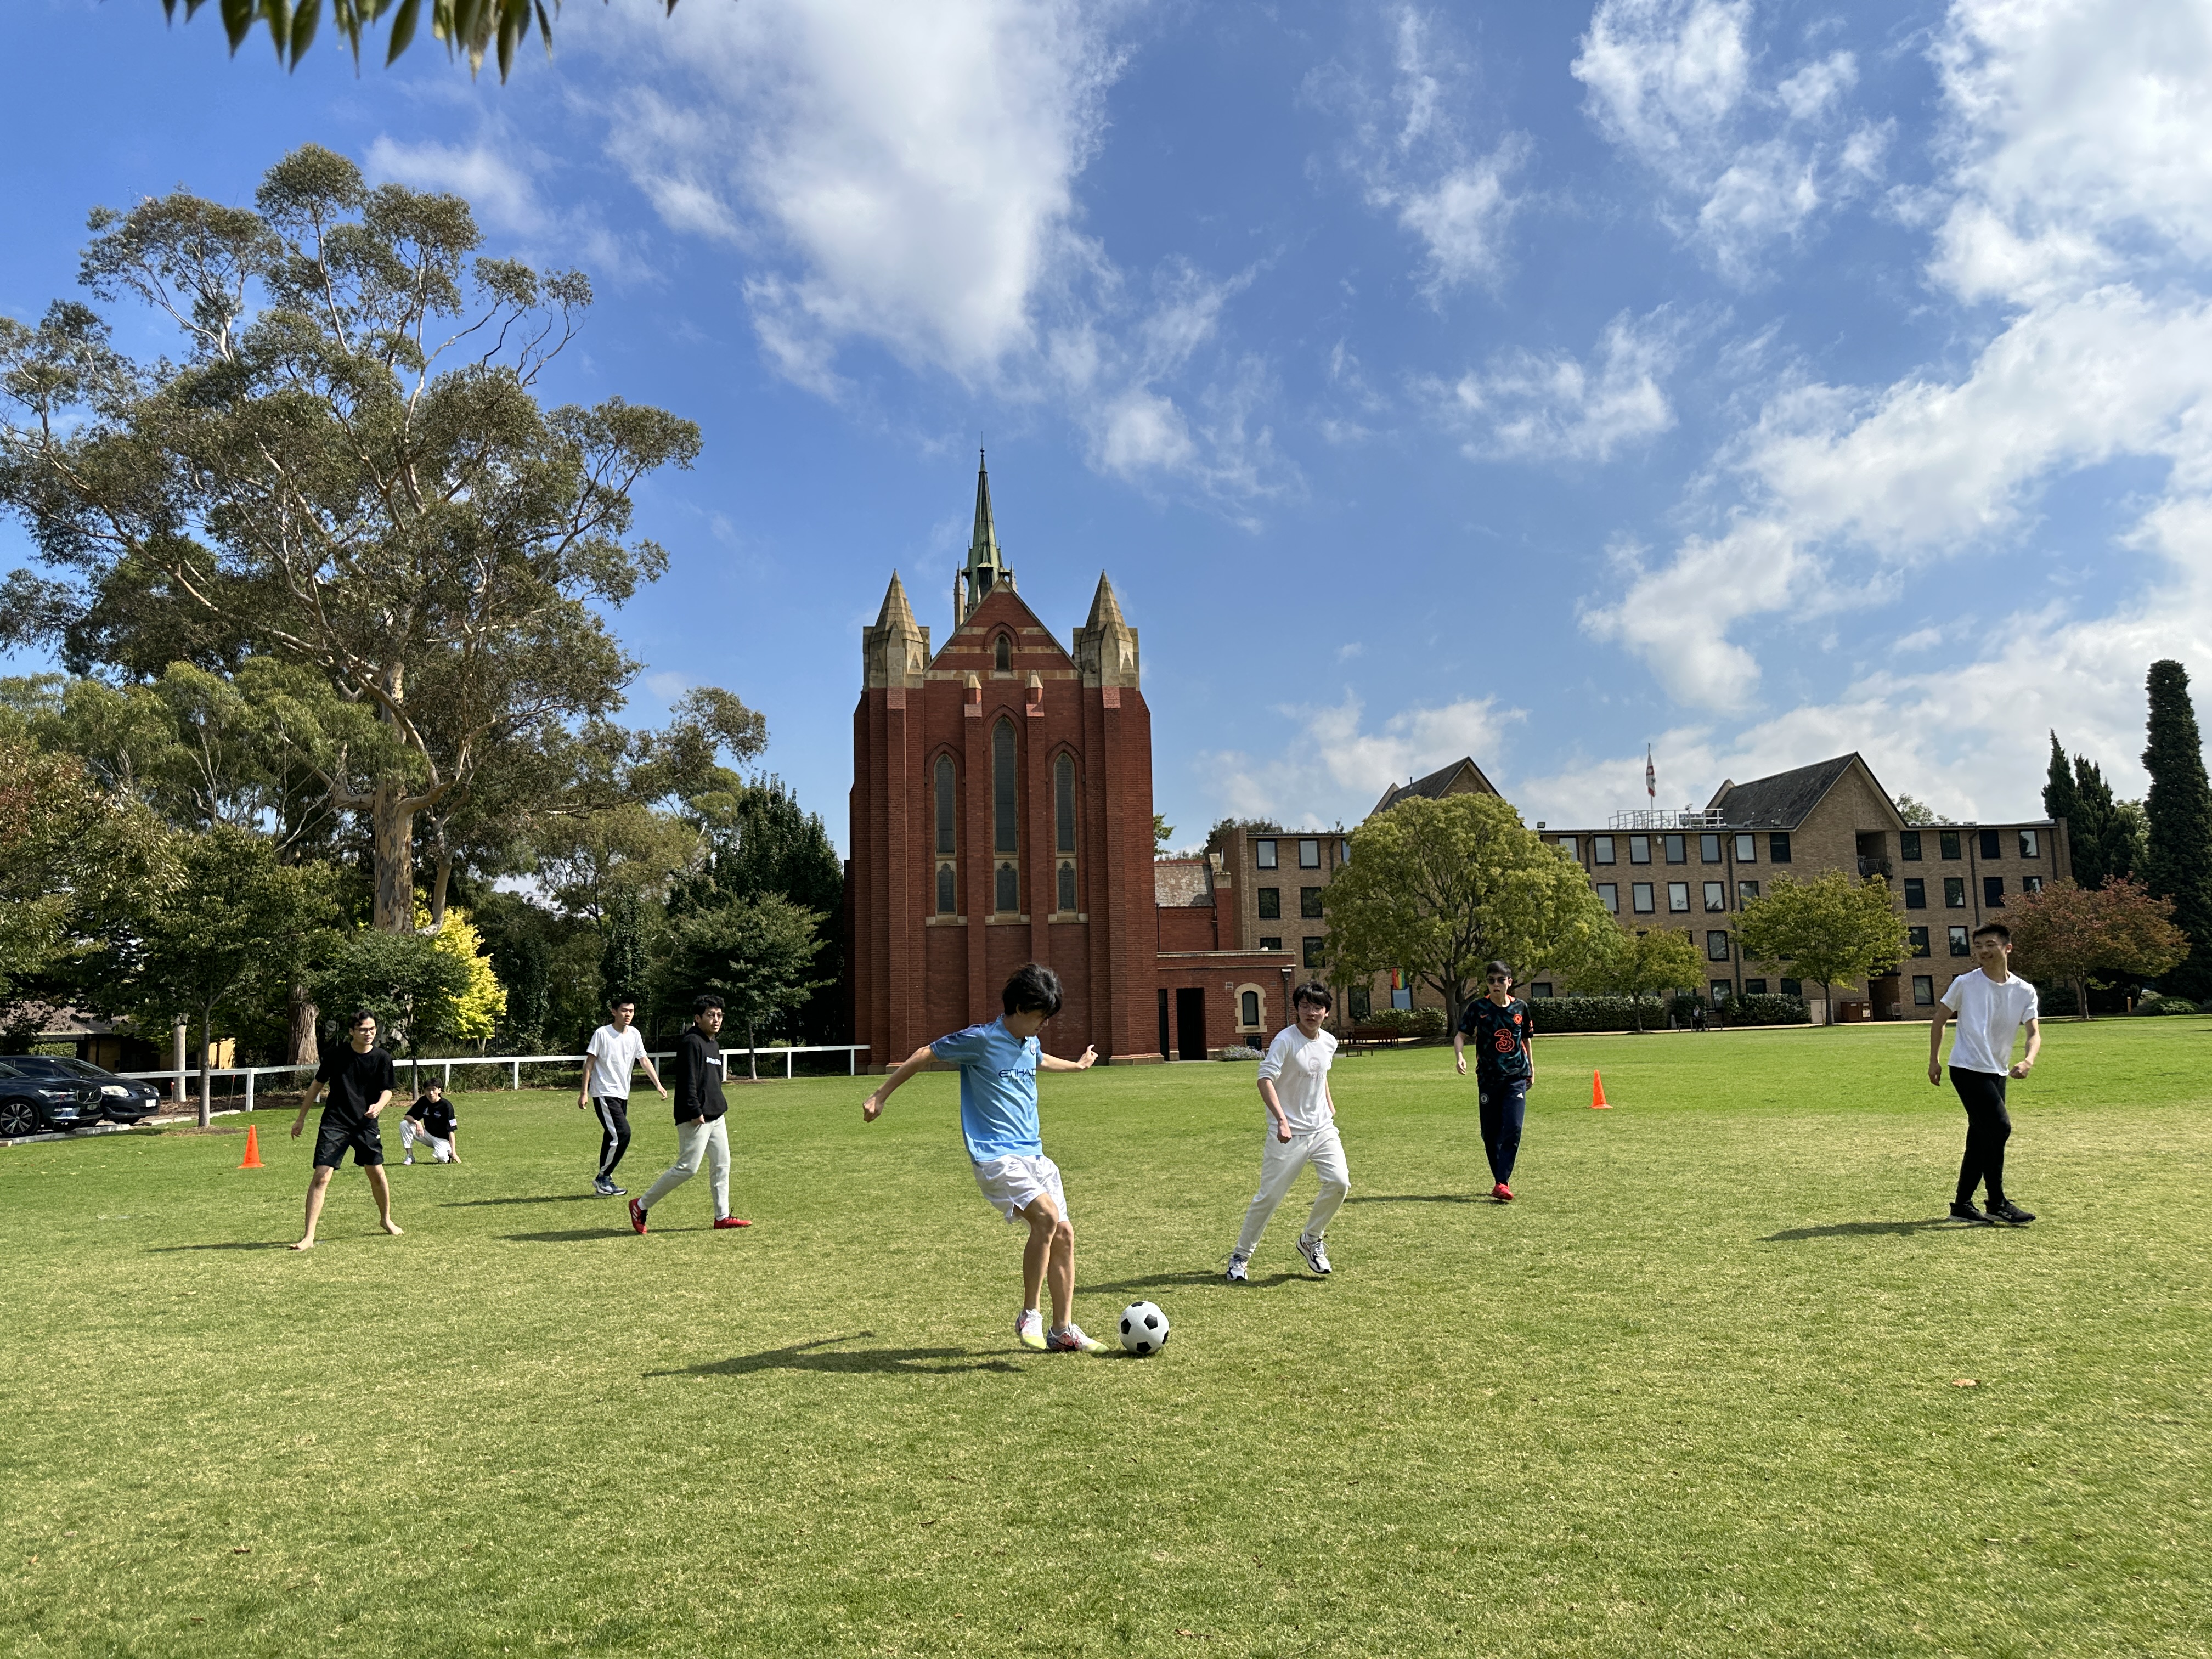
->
[0,145,704,931]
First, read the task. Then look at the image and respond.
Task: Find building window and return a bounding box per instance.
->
[1734,833,1757,862]
[1593,836,1616,864]
[1259,936,1282,951]
[1531,982,1554,998]
[1944,877,1966,908]
[1940,830,1962,860]
[1978,828,2001,859]
[1948,925,1971,956]
[1257,887,1280,919]
[1557,836,1580,860]
[1904,878,1926,909]
[934,755,957,856]
[1780,977,1802,998]
[1240,990,1260,1028]
[1058,861,1077,913]
[2023,875,2043,895]
[2019,829,2040,859]
[1664,834,1686,864]
[1598,883,1619,913]
[1632,882,1655,913]
[1710,980,1732,1003]
[1908,926,1931,957]
[1300,887,1325,918]
[1743,979,1768,996]
[1707,930,1731,961]
[1629,834,1651,864]
[1769,833,1791,863]
[1703,882,1726,912]
[1338,838,1351,864]
[995,861,1019,915]
[1054,755,1076,854]
[992,720,1018,854]
[1299,838,1321,868]
[1668,882,1690,912]
[1256,838,1278,869]
[994,633,1011,672]
[937,862,956,915]
[1701,833,1723,863]
[1912,975,1935,1006]
[1900,830,1922,861]
[1303,936,1326,969]
[1984,875,2005,908]
[1738,880,1760,904]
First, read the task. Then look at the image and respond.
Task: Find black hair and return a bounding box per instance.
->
[1002,963,1064,1017]
[1486,960,1513,980]
[692,994,725,1014]
[348,1009,376,1029]
[609,993,636,1010]
[1293,981,1333,1011]
[426,1081,443,1093]
[1970,922,2011,945]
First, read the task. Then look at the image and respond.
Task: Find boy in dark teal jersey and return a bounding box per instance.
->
[863,964,1103,1352]
[1453,961,1536,1200]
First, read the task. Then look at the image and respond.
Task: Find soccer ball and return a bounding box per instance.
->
[1118,1301,1170,1356]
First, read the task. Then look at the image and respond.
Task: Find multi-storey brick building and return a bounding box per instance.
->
[847,460,1289,1069]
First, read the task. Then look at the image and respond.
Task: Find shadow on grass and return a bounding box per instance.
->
[1760,1218,1954,1242]
[650,1333,1021,1378]
[1079,1269,1304,1294]
[443,1194,601,1209]
[145,1241,291,1252]
[1344,1193,1485,1205]
[501,1227,633,1243]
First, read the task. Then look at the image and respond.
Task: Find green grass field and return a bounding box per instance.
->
[3,1021,2208,1657]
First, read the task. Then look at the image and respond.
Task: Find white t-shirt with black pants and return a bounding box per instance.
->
[1941,969,2039,1208]
[585,1024,648,1186]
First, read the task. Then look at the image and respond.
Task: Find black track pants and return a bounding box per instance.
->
[592,1095,633,1181]
[1949,1067,2011,1206]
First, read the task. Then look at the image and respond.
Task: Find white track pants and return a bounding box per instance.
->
[641,1116,730,1217]
[1234,1124,1351,1259]
[399,1120,454,1162]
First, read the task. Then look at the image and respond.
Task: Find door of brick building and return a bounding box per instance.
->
[1175,988,1207,1060]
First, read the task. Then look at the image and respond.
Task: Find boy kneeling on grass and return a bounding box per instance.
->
[1928,921,2040,1226]
[400,1082,459,1165]
[862,964,1105,1354]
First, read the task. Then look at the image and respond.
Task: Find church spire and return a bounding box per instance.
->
[957,449,1013,625]
[1075,570,1139,690]
[862,569,930,690]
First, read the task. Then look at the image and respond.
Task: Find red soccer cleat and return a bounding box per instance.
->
[1492,1182,1514,1203]
[712,1216,752,1229]
[628,1198,648,1235]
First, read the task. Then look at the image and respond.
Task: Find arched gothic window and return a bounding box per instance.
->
[992,721,1018,854]
[994,633,1011,672]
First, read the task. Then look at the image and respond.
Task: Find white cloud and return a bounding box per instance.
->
[1199,692,1525,826]
[1436,307,1683,461]
[366,134,548,235]
[1572,0,1877,279]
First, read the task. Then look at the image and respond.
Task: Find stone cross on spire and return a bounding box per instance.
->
[955,449,1014,625]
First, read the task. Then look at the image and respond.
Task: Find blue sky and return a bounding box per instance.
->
[6,0,2212,852]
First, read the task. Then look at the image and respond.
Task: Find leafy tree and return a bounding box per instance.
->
[1893,794,1942,826]
[598,887,650,1013]
[1736,872,1911,1025]
[424,905,506,1043]
[2006,878,2188,1020]
[2140,660,2212,998]
[2042,731,2077,840]
[313,928,473,1076]
[1570,926,1705,1031]
[93,827,334,1126]
[1323,793,1616,1034]
[160,0,687,83]
[660,896,828,1078]
[0,145,727,933]
[1205,815,1285,854]
[1153,813,1175,854]
[2109,798,2148,881]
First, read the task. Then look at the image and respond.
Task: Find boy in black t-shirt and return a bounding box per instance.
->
[401,1083,460,1165]
[288,1009,403,1250]
[1453,960,1536,1201]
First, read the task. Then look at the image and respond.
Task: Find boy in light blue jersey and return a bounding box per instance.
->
[863,963,1103,1353]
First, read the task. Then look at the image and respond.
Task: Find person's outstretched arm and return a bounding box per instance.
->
[1927,1005,1951,1085]
[1038,1046,1097,1072]
[2011,1017,2041,1078]
[639,1048,668,1098]
[291,1080,325,1139]
[863,1046,937,1121]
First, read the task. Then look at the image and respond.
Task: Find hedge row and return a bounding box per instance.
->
[1526,993,1810,1031]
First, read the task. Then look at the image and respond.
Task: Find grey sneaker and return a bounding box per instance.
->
[1224,1254,1250,1284]
[1296,1234,1332,1276]
[594,1177,625,1197]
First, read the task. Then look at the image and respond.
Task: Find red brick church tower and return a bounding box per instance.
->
[848,457,1164,1066]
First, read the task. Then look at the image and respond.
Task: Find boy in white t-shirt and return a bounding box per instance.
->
[1226,981,1352,1283]
[1928,922,2041,1226]
[577,996,666,1197]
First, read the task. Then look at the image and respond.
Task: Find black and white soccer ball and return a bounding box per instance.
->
[1118,1300,1170,1356]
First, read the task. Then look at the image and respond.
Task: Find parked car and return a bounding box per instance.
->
[0,1056,166,1125]
[0,1059,104,1138]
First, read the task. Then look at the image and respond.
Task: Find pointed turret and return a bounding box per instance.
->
[956,450,1015,625]
[1074,571,1139,689]
[862,571,931,690]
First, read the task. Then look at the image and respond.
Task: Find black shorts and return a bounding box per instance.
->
[314,1114,386,1169]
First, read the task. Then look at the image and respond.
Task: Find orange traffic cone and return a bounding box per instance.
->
[239,1125,264,1169]
[1589,1070,1611,1110]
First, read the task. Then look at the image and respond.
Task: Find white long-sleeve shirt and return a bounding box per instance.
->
[1257,1026,1338,1133]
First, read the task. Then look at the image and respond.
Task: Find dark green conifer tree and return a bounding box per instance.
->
[599,888,651,1030]
[2140,660,2212,996]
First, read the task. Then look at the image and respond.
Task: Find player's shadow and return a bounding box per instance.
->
[443,1194,600,1208]
[501,1227,635,1243]
[650,1333,1020,1378]
[1080,1269,1301,1293]
[1760,1219,1954,1242]
[146,1240,291,1252]
[1344,1193,1485,1205]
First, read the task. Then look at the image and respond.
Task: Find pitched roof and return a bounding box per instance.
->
[1708,754,1867,829]
[1370,755,1500,816]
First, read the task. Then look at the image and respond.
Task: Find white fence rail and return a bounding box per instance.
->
[117,1044,871,1109]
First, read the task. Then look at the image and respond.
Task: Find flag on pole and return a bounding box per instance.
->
[1645,744,1656,804]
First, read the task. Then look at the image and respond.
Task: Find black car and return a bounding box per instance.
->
[0,1059,105,1138]
[0,1056,166,1126]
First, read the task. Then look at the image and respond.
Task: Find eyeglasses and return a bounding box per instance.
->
[1487,977,1509,984]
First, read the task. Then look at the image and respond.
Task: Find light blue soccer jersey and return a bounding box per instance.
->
[930,1019,1042,1162]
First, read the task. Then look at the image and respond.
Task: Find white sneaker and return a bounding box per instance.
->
[1296,1234,1332,1276]
[1047,1323,1108,1354]
[1015,1309,1046,1351]
[1224,1254,1250,1283]
[402,1156,414,1166]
